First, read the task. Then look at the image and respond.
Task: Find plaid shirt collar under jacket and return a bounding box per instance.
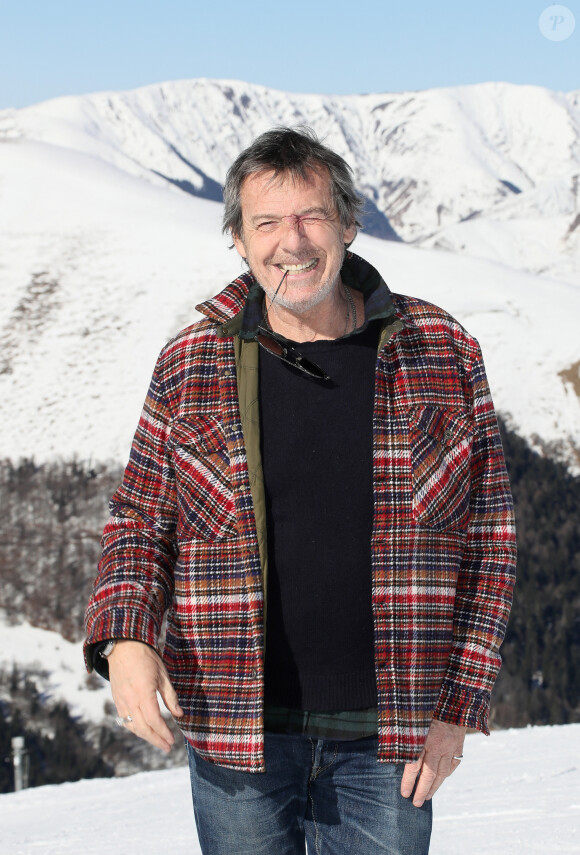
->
[84,252,516,773]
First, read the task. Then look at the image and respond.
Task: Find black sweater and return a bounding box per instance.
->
[260,320,380,711]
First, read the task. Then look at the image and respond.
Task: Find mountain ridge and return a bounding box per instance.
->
[2,77,579,283]
[0,77,578,469]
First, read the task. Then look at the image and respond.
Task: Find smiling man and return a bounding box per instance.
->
[232,166,358,334]
[85,127,516,855]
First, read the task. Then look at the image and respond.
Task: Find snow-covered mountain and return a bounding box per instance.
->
[2,722,579,855]
[0,611,110,725]
[2,78,579,282]
[0,78,579,469]
[1,80,579,807]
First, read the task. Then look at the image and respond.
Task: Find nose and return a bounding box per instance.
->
[279,216,309,251]
[281,214,307,231]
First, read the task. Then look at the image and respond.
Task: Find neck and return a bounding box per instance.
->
[264,279,363,343]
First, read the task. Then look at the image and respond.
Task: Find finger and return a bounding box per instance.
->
[400,751,424,798]
[424,756,462,801]
[125,712,175,753]
[158,673,184,718]
[139,695,177,745]
[113,686,176,749]
[424,770,448,801]
[425,757,461,801]
[412,758,439,807]
[118,693,176,752]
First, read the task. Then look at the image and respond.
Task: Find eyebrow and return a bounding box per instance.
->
[249,206,331,224]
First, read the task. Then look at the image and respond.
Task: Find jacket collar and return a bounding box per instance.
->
[196,252,412,339]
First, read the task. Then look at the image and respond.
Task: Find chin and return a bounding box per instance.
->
[270,273,339,313]
[276,289,331,314]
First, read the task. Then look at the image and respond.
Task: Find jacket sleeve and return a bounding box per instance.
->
[84,359,178,673]
[433,346,516,733]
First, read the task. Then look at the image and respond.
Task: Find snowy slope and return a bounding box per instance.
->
[0,611,110,724]
[1,78,579,283]
[0,137,240,463]
[0,131,579,470]
[1,724,579,854]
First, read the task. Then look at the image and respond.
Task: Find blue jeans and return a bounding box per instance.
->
[186,733,432,855]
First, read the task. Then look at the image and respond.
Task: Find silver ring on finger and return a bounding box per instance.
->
[115,715,133,727]
[452,754,463,760]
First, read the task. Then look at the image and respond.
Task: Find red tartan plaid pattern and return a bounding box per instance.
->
[84,257,516,772]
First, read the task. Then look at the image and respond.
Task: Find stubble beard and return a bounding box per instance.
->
[265,270,339,314]
[256,247,346,316]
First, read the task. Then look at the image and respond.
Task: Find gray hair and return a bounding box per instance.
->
[222,126,364,239]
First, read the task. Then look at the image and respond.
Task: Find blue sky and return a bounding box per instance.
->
[0,0,578,109]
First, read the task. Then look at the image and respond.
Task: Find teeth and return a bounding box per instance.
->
[279,259,317,273]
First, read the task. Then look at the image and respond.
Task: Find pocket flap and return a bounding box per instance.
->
[169,416,228,455]
[408,405,475,449]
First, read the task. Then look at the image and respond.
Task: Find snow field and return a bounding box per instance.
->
[0,724,578,854]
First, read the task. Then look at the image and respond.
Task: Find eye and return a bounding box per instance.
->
[256,221,279,232]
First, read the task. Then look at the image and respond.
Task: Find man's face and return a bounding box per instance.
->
[233,167,356,314]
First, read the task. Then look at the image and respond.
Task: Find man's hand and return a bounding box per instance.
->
[400,719,466,807]
[108,640,184,753]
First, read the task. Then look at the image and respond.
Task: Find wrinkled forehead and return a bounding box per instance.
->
[240,164,335,210]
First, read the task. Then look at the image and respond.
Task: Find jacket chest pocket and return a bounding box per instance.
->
[169,416,238,542]
[407,405,475,532]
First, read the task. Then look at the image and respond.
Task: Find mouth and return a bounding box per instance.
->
[276,258,319,274]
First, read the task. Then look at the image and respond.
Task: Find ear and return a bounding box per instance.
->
[343,220,357,246]
[232,232,247,260]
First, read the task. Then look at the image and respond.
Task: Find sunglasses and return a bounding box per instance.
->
[255,269,331,382]
[256,327,330,382]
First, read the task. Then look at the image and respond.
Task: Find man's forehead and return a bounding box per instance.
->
[240,165,333,204]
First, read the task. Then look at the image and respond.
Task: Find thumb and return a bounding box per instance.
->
[158,669,184,718]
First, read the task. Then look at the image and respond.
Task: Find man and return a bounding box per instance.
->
[85,127,516,854]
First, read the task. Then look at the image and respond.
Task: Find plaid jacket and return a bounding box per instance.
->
[84,254,516,772]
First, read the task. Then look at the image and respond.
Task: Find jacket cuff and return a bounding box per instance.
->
[83,607,160,674]
[433,678,491,735]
